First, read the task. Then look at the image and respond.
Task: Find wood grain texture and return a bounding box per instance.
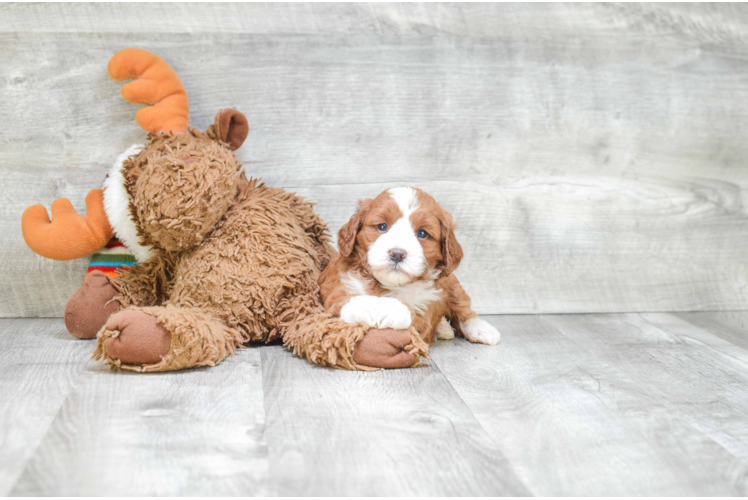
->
[260,344,529,496]
[1,3,748,40]
[11,349,268,496]
[430,313,748,495]
[0,318,90,495]
[2,3,748,316]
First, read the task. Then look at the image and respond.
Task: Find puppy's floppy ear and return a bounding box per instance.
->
[338,199,371,258]
[438,209,463,276]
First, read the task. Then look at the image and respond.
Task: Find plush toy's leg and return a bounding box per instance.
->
[93,305,244,372]
[64,270,120,339]
[283,312,429,370]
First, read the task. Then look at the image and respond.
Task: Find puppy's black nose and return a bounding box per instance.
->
[389,248,407,263]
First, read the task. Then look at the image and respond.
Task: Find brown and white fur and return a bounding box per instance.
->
[320,187,500,346]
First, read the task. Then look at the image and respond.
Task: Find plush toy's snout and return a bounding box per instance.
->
[131,134,242,252]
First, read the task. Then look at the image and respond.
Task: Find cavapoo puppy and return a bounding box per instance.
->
[320,186,501,347]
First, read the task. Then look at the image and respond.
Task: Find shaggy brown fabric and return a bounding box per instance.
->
[109,252,178,309]
[165,178,328,341]
[64,270,120,339]
[284,310,372,370]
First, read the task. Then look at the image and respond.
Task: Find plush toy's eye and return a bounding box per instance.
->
[417,229,428,239]
[377,223,388,232]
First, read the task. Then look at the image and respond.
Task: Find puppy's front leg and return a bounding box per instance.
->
[340,295,412,330]
[446,275,501,345]
[319,269,412,329]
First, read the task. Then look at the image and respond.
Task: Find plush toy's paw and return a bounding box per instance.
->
[352,328,422,369]
[340,296,412,329]
[100,310,171,365]
[435,317,455,340]
[64,270,120,339]
[461,317,501,345]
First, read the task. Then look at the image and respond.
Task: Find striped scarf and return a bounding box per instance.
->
[86,237,136,278]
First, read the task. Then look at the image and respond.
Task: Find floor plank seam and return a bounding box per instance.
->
[427,356,539,496]
[638,313,748,371]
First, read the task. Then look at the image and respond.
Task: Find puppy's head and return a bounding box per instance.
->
[338,187,463,287]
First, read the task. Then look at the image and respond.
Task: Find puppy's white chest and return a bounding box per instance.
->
[384,280,442,315]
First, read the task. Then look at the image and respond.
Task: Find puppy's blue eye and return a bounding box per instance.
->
[417,229,428,239]
[377,223,388,232]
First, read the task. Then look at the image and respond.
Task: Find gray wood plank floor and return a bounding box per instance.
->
[3,312,748,496]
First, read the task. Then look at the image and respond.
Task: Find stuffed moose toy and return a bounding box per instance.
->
[21,48,428,372]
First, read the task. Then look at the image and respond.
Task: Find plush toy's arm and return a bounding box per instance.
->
[22,188,113,261]
[276,190,335,271]
[109,253,179,309]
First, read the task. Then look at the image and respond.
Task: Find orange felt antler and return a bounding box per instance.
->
[108,48,189,134]
[22,189,113,261]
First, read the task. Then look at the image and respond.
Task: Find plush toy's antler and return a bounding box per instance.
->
[108,48,189,134]
[22,189,113,261]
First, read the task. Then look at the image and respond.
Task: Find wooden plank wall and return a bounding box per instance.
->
[1,3,747,317]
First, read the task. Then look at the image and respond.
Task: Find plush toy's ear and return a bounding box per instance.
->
[438,209,463,276]
[338,199,371,258]
[22,189,113,261]
[108,48,189,135]
[216,109,249,151]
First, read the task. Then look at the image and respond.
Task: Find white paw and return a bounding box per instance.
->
[436,317,455,340]
[461,317,501,345]
[340,296,412,329]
